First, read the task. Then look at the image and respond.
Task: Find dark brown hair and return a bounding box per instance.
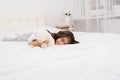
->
[50,31,79,44]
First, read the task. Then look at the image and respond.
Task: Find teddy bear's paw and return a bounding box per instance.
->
[41,43,48,48]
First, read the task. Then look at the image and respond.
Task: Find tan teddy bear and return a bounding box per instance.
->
[28,29,54,48]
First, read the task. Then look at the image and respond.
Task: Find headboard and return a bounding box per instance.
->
[0,14,46,31]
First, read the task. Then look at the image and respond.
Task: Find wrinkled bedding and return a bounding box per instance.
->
[0,32,120,80]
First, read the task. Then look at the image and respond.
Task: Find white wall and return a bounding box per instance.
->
[72,0,120,33]
[0,0,74,26]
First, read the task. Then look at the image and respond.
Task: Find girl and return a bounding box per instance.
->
[3,30,79,47]
[28,30,79,47]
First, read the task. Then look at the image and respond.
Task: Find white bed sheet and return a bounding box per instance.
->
[0,32,120,80]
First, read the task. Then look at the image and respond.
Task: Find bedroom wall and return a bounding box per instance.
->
[72,0,120,33]
[0,0,73,27]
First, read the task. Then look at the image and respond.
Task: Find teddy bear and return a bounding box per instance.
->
[28,29,54,48]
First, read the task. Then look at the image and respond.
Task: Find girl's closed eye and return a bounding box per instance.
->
[61,38,67,44]
[55,37,70,45]
[61,38,65,42]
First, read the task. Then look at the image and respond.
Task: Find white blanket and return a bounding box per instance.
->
[0,32,120,80]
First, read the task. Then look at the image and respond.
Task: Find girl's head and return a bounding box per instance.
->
[53,31,79,45]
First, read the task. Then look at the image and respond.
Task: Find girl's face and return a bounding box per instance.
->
[55,37,70,45]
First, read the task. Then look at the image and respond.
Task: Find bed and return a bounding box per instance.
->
[0,14,120,80]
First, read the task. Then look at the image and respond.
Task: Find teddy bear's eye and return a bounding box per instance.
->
[32,39,37,41]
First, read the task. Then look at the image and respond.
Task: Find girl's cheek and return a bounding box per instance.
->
[56,41,64,45]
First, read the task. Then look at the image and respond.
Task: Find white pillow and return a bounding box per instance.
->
[0,26,59,41]
[0,31,18,41]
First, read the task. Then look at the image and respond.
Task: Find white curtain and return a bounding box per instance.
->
[73,0,120,34]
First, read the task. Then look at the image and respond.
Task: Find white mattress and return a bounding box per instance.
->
[0,32,120,80]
